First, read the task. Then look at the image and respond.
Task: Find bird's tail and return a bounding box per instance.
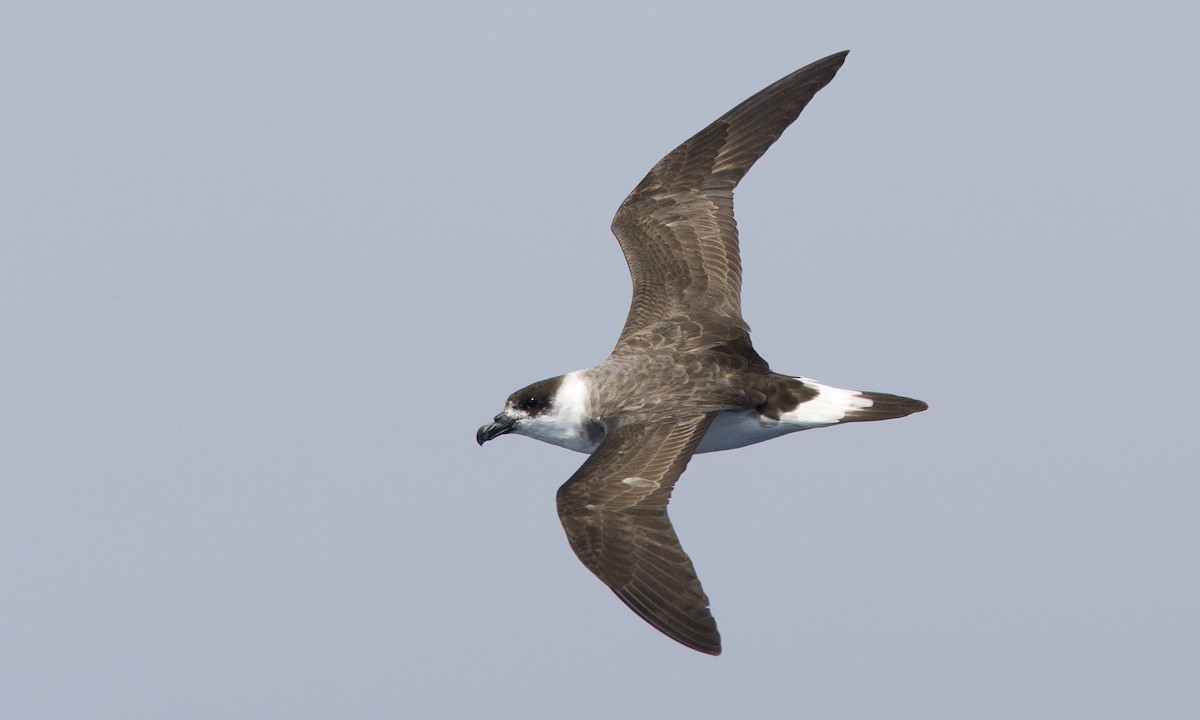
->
[779,377,927,427]
[841,389,928,423]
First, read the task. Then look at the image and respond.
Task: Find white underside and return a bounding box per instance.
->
[520,376,872,455]
[694,410,797,453]
[696,378,871,453]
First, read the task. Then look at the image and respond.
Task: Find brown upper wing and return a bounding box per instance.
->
[611,51,849,344]
[556,413,721,654]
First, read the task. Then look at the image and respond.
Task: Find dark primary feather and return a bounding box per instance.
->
[611,51,849,346]
[556,414,722,655]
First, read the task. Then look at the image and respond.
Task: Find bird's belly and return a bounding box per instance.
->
[695,410,802,453]
[529,410,798,455]
[543,397,844,456]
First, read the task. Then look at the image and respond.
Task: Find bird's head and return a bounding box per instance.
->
[476,372,600,453]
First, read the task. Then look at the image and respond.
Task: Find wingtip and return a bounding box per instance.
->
[613,585,724,656]
[676,621,722,656]
[673,629,722,656]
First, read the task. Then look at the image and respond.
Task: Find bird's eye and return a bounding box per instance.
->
[518,395,542,411]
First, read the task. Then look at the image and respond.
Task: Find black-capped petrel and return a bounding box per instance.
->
[477,51,926,655]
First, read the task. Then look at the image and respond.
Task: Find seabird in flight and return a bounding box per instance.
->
[477,50,926,655]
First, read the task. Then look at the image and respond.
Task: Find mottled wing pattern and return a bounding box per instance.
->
[611,51,848,344]
[556,413,721,654]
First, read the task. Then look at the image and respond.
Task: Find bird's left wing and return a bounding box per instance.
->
[556,412,722,654]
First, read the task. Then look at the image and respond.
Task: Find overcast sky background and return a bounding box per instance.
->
[3,1,1198,718]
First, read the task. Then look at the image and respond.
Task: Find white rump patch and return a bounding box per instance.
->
[780,377,872,426]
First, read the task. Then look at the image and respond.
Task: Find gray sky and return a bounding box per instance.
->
[3,1,1199,718]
